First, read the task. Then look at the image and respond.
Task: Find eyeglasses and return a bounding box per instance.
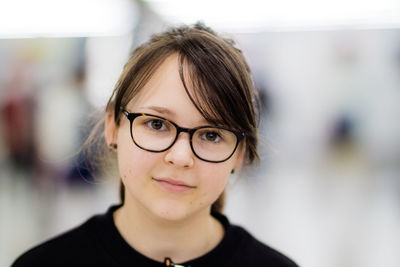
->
[120,109,244,163]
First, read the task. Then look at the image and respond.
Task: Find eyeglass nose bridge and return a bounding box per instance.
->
[175,125,196,139]
[166,125,196,151]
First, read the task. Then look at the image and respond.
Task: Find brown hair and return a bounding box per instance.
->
[105,23,259,213]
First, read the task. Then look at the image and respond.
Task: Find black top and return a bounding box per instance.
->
[12,205,298,267]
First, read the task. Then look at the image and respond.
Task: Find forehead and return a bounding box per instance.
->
[126,54,208,126]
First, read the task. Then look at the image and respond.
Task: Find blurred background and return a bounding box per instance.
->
[1,0,400,266]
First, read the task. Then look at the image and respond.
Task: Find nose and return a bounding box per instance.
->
[164,132,194,168]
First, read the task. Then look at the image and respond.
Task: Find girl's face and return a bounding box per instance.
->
[106,54,244,221]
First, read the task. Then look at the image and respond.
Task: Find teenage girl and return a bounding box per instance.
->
[13,23,298,267]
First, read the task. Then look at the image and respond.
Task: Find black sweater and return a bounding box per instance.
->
[12,205,298,267]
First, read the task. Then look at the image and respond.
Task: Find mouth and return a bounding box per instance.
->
[152,177,196,193]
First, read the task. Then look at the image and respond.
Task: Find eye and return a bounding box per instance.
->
[146,119,167,131]
[201,130,222,143]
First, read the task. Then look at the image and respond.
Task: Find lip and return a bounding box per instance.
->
[153,177,195,193]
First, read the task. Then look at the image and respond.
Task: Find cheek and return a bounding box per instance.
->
[116,129,158,183]
[197,164,231,203]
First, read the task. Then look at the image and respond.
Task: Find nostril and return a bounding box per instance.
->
[164,147,194,168]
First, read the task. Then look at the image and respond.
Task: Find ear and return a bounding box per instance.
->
[233,140,246,172]
[105,109,118,149]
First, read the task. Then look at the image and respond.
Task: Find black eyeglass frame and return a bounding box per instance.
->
[120,109,245,163]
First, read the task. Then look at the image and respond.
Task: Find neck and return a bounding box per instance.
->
[113,197,224,263]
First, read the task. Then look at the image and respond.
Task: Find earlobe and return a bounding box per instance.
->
[105,110,118,149]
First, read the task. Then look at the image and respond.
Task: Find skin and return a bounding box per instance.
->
[105,54,245,263]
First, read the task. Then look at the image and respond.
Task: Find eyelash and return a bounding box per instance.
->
[145,119,169,131]
[199,130,223,143]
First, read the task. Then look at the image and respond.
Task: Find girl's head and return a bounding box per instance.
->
[104,23,259,218]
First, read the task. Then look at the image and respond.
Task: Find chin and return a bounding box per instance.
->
[149,199,206,222]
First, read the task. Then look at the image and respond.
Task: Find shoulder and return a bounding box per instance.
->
[213,212,299,267]
[231,224,298,266]
[12,218,92,266]
[11,208,115,267]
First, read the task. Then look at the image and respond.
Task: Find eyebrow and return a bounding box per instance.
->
[144,106,177,116]
[142,105,211,125]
